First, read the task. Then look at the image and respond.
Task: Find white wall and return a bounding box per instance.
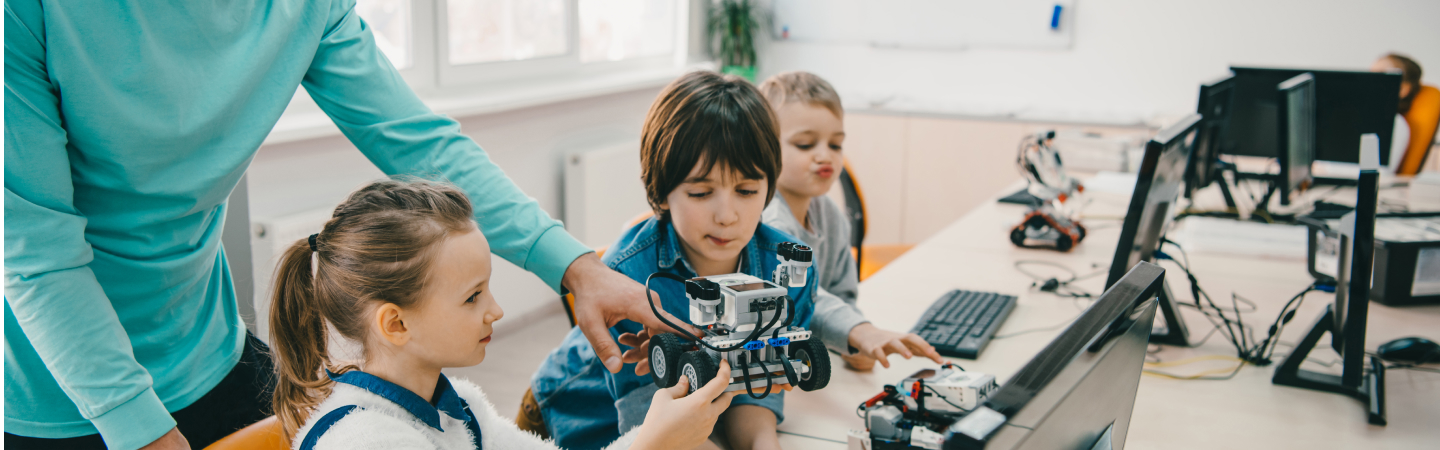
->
[760,0,1440,123]
[247,87,660,331]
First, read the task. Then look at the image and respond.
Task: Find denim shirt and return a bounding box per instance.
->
[530,218,816,450]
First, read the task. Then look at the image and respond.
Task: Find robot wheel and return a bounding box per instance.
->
[649,333,688,388]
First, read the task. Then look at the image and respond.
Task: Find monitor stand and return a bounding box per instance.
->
[1149,279,1190,347]
[1271,304,1387,426]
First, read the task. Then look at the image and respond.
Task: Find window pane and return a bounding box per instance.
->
[578,0,675,63]
[448,0,569,66]
[355,0,412,70]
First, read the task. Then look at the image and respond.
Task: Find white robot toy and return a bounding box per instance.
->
[647,242,832,397]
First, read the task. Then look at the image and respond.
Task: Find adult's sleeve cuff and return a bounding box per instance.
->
[523,226,594,293]
[90,388,176,450]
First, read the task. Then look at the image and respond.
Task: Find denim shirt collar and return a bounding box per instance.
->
[327,370,468,432]
[656,219,758,277]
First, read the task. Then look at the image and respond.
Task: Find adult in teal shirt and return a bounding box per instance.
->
[3,1,682,449]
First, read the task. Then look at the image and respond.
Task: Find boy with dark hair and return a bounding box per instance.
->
[529,71,812,450]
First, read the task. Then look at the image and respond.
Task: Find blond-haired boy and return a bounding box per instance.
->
[758,72,944,371]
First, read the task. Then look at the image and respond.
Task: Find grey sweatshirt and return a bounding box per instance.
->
[762,195,868,353]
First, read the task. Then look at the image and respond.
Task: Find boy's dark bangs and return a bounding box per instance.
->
[678,97,773,183]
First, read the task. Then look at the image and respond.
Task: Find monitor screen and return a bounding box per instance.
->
[944,262,1165,450]
[1106,114,1199,289]
[1223,67,1400,164]
[1277,73,1316,205]
[1186,75,1235,199]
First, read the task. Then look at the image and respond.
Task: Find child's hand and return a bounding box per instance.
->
[618,329,654,376]
[633,360,740,450]
[847,323,946,368]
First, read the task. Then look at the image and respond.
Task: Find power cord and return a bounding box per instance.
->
[1013,260,1105,299]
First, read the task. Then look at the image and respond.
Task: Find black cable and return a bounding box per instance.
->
[1013,260,1102,299]
[738,351,775,399]
[922,384,969,411]
[1159,239,1263,362]
[645,272,785,353]
[1254,283,1318,363]
[645,272,792,399]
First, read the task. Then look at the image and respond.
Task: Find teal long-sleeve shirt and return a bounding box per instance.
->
[3,1,591,448]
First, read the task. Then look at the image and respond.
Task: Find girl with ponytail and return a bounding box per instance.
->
[269,179,737,450]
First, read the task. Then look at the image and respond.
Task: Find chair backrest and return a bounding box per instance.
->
[204,416,287,450]
[837,158,869,261]
[1398,85,1440,175]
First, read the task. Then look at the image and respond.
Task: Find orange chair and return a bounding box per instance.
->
[559,211,656,327]
[837,159,914,281]
[1396,85,1439,176]
[204,416,287,450]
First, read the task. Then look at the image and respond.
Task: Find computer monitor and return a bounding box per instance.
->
[1275,73,1316,206]
[1273,135,1386,425]
[1184,75,1235,200]
[1223,67,1401,164]
[1105,114,1198,346]
[944,262,1164,450]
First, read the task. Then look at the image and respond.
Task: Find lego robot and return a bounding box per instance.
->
[849,365,998,450]
[646,243,832,397]
[1010,131,1088,252]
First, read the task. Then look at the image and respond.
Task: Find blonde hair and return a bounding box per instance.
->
[268,179,474,442]
[757,71,844,118]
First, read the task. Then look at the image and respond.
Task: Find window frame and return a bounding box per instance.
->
[434,0,689,89]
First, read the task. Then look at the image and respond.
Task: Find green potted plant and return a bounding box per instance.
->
[708,0,764,82]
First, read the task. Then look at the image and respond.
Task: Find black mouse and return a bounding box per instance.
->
[1377,337,1440,364]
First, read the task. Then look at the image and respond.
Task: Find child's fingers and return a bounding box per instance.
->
[618,331,650,348]
[665,375,692,398]
[709,390,739,416]
[904,334,946,363]
[691,359,733,402]
[870,346,893,368]
[887,339,915,359]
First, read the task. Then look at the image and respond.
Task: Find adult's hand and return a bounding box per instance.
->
[563,253,698,374]
[139,428,190,450]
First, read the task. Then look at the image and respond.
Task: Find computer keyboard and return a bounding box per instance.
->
[910,289,1017,359]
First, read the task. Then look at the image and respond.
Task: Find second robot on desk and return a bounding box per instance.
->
[648,242,833,397]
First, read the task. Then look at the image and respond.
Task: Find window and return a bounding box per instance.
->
[436,0,684,87]
[276,0,690,141]
[447,0,570,65]
[355,0,414,70]
[578,0,676,63]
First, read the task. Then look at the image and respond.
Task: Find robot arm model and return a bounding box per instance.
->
[1011,131,1089,252]
[647,243,833,398]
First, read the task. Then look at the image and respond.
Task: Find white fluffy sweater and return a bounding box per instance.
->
[295,375,639,450]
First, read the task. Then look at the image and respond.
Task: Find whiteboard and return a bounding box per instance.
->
[773,0,1076,51]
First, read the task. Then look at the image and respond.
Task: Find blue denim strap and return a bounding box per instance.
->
[462,401,485,449]
[298,405,360,450]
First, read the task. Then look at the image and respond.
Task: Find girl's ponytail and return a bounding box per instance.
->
[263,179,478,443]
[269,239,333,442]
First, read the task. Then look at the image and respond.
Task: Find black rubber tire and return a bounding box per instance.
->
[679,350,717,394]
[1010,226,1027,247]
[793,340,831,391]
[1055,233,1073,252]
[649,333,688,388]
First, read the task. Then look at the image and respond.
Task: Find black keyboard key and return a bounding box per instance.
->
[913,290,1017,359]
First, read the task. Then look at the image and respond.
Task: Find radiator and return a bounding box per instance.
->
[249,208,334,341]
[563,141,650,250]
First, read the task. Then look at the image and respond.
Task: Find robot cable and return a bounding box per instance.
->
[644,272,787,353]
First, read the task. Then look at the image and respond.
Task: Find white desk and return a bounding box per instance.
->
[775,177,1440,449]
